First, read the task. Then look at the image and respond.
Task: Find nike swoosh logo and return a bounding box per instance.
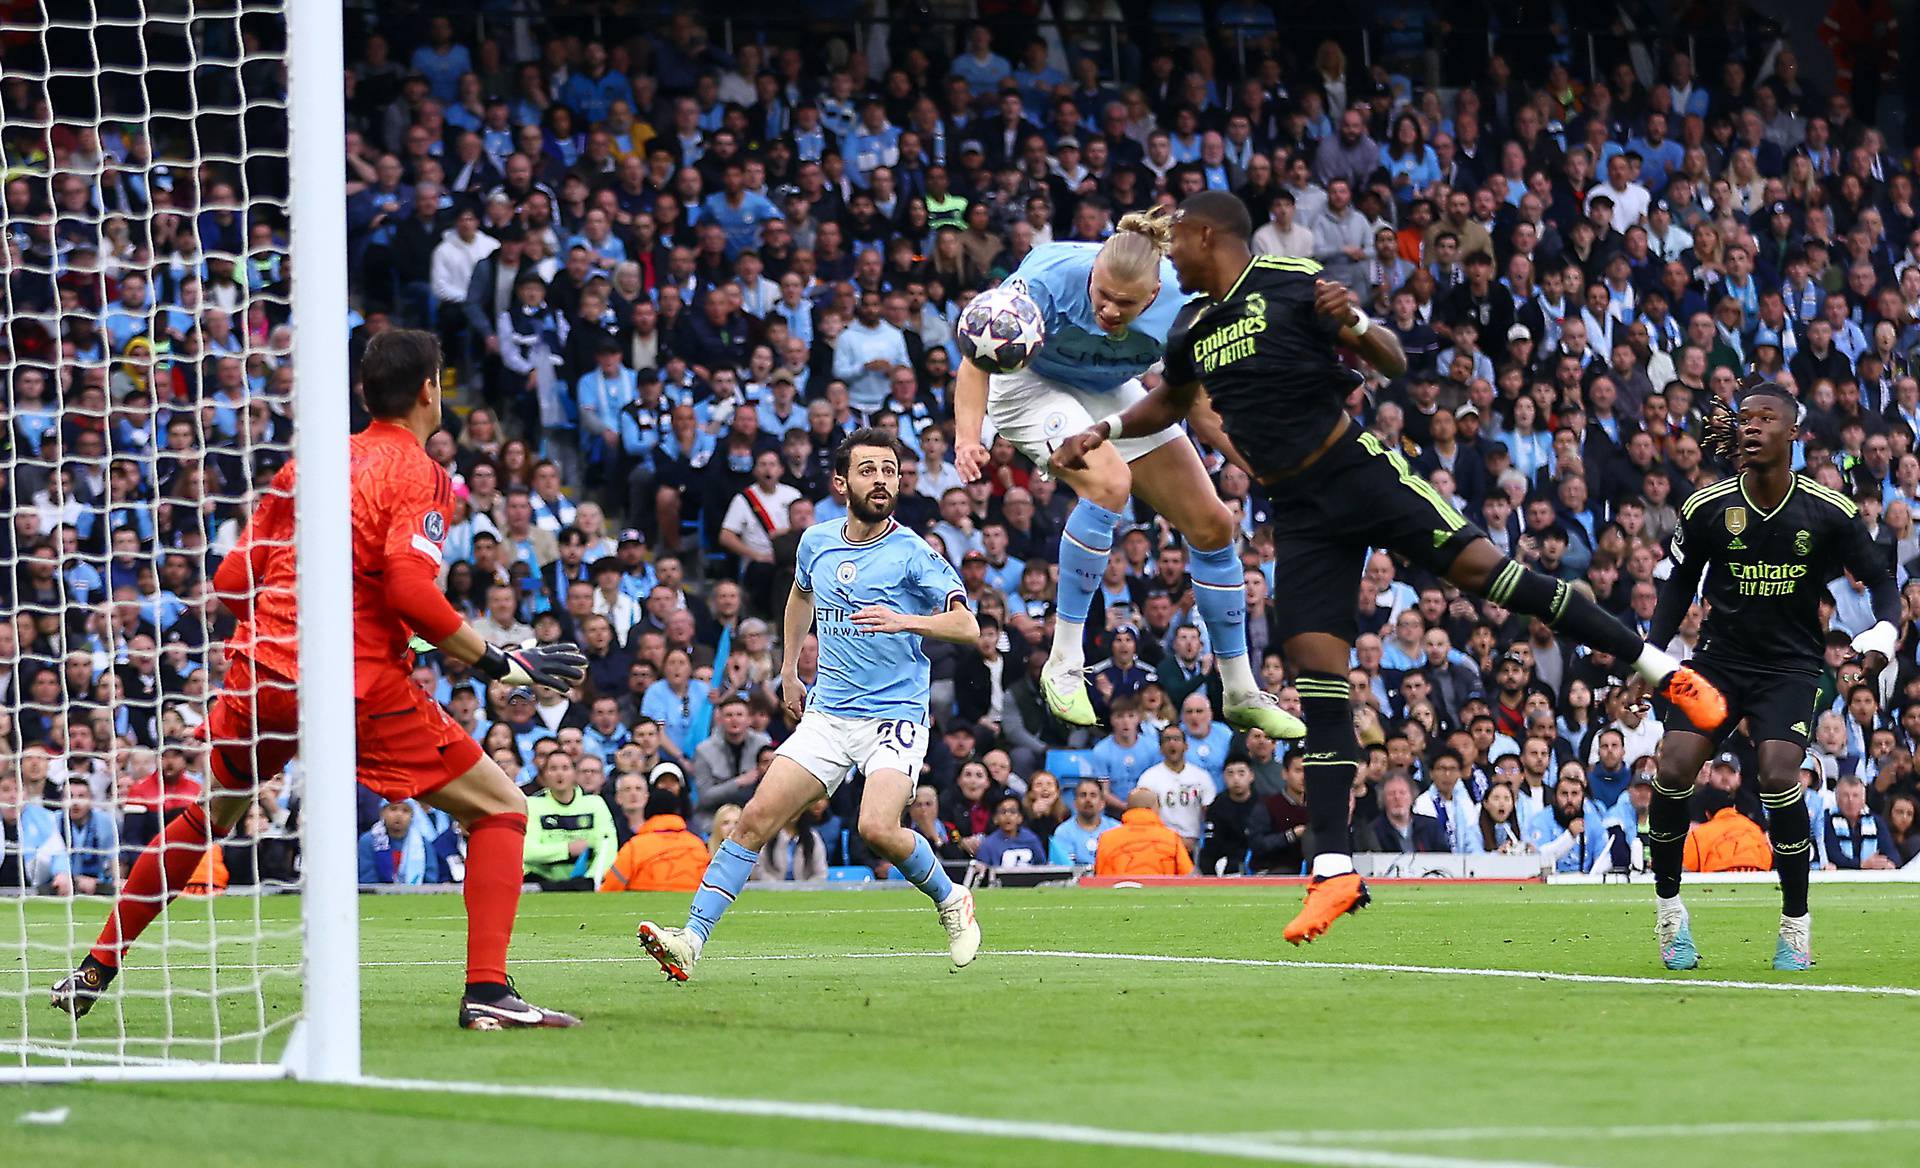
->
[468,1002,544,1024]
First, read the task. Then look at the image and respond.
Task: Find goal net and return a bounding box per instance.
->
[0,0,357,1082]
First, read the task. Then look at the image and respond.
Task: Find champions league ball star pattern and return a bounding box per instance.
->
[957,284,1046,374]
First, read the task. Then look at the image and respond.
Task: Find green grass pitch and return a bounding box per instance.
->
[5,883,1919,1167]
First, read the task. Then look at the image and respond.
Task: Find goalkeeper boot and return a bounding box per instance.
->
[637,920,701,983]
[936,887,981,969]
[49,956,116,1019]
[1281,873,1370,945]
[1657,897,1700,970]
[1223,689,1307,741]
[1773,913,1814,971]
[1041,666,1099,728]
[1656,667,1728,737]
[458,978,581,1030]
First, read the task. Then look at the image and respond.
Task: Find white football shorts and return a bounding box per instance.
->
[777,710,931,796]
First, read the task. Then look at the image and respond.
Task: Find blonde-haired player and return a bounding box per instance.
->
[954,207,1301,741]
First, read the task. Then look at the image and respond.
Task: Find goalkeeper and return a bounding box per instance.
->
[55,329,589,1031]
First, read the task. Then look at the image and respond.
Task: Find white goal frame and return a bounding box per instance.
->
[0,0,357,1085]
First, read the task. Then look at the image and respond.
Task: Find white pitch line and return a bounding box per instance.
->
[10,947,1920,999]
[358,1074,1560,1168]
[1236,1118,1920,1144]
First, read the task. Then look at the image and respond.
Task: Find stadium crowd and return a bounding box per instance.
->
[8,1,1920,898]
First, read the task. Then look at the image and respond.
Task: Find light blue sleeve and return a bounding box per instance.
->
[1006,246,1069,321]
[794,526,822,592]
[910,537,965,611]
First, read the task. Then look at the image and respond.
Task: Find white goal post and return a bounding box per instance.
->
[0,0,357,1083]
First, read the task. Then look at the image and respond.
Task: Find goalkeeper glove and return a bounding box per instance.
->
[475,641,589,691]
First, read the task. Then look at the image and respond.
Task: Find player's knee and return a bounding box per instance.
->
[1070,459,1130,511]
[732,801,778,851]
[856,805,904,849]
[1183,504,1234,553]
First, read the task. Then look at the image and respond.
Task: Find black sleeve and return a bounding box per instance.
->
[1650,504,1708,650]
[1838,511,1902,629]
[1161,301,1203,387]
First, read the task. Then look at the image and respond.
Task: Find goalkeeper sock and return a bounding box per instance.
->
[898,834,955,904]
[1762,786,1813,918]
[1189,542,1250,663]
[463,811,527,988]
[688,839,758,944]
[1648,780,1694,900]
[1051,499,1123,672]
[91,804,215,968]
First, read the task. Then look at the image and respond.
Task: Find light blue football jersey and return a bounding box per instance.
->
[1006,241,1193,394]
[796,517,966,722]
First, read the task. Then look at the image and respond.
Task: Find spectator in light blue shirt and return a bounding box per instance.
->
[950,26,1011,98]
[60,784,119,894]
[102,273,153,351]
[560,44,632,124]
[408,16,472,103]
[699,164,783,258]
[831,291,910,411]
[642,649,711,767]
[1048,779,1121,865]
[846,102,902,188]
[1,772,71,895]
[575,340,637,471]
[1179,693,1233,785]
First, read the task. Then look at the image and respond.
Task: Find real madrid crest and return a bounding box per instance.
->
[1795,529,1811,556]
[1724,506,1747,536]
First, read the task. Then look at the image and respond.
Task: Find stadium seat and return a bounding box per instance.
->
[826,866,874,883]
[1046,750,1099,784]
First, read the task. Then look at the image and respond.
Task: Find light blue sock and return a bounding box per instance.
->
[687,838,757,943]
[898,834,955,904]
[1190,542,1249,661]
[1057,498,1122,626]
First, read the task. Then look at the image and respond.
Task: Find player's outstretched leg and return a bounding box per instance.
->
[1043,495,1125,726]
[1282,665,1371,945]
[54,682,270,1019]
[858,768,979,967]
[1451,546,1728,731]
[428,756,579,1028]
[1188,541,1305,741]
[1127,441,1304,739]
[1647,734,1710,970]
[1756,743,1816,970]
[640,758,824,982]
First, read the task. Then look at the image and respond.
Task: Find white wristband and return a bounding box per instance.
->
[1349,312,1372,336]
[1099,412,1127,441]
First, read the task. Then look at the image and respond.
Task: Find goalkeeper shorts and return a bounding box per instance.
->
[209,654,484,801]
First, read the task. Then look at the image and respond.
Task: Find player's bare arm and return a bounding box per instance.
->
[1316,278,1407,377]
[953,357,991,481]
[1049,377,1198,476]
[779,578,817,724]
[851,597,979,644]
[1186,385,1254,477]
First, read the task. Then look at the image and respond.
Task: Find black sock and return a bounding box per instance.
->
[1484,559,1647,665]
[464,981,513,1002]
[1295,672,1360,856]
[1648,780,1694,899]
[1762,786,1813,917]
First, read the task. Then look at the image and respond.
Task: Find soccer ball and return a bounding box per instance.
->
[957,284,1046,374]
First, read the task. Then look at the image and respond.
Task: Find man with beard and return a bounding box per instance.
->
[1645,382,1900,972]
[639,430,983,980]
[1525,771,1609,872]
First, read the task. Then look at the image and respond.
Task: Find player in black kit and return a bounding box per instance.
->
[1051,190,1728,945]
[1645,381,1900,972]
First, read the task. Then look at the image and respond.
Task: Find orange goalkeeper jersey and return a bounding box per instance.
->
[217,421,464,706]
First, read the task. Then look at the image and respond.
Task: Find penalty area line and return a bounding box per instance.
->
[355,1074,1560,1168]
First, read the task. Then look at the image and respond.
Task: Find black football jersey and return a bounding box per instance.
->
[1667,473,1889,673]
[1161,255,1361,476]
